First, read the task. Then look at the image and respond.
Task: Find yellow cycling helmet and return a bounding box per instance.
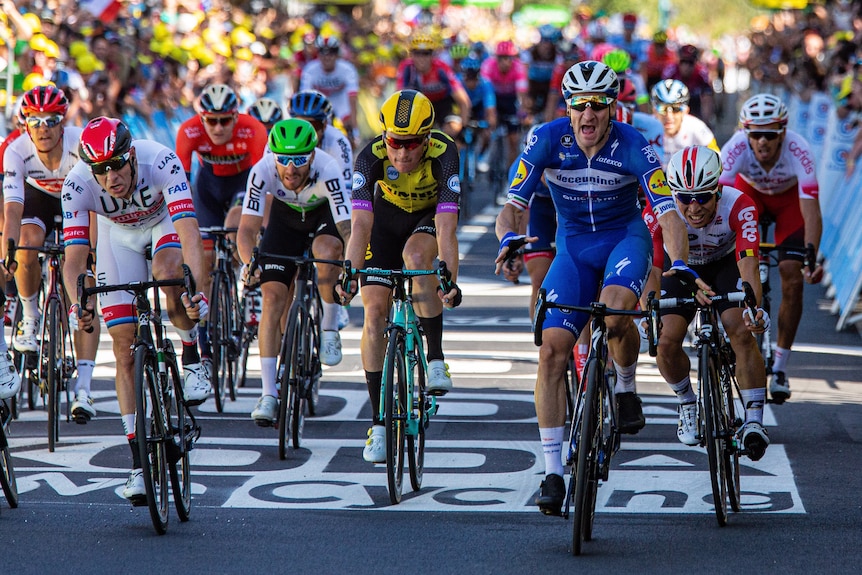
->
[410,30,440,52]
[379,89,435,136]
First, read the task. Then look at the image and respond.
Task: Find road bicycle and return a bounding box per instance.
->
[756,215,816,401]
[342,262,454,505]
[1,395,18,509]
[458,120,489,220]
[8,217,77,451]
[199,227,242,413]
[534,289,649,555]
[249,247,341,459]
[78,265,201,535]
[647,283,759,526]
[235,283,260,390]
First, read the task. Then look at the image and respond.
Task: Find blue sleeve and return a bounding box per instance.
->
[505,123,555,210]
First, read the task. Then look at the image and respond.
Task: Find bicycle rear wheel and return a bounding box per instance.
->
[166,349,192,521]
[384,331,406,505]
[701,348,728,526]
[135,346,170,535]
[572,358,601,555]
[277,305,302,459]
[0,414,18,508]
[45,298,61,453]
[408,354,426,492]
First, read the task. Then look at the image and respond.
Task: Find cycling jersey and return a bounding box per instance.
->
[351,131,461,215]
[460,75,496,121]
[3,127,83,203]
[298,59,360,124]
[648,186,760,268]
[0,128,24,183]
[632,112,665,161]
[319,124,353,195]
[661,114,718,167]
[480,57,528,98]
[396,58,464,103]
[523,47,559,83]
[175,114,267,177]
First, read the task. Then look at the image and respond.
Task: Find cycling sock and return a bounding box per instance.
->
[772,347,790,373]
[19,292,39,318]
[121,414,135,438]
[613,361,637,394]
[321,301,340,331]
[129,438,141,469]
[76,360,95,394]
[540,426,565,477]
[366,371,383,425]
[180,341,201,366]
[740,387,766,425]
[261,357,278,397]
[418,314,444,361]
[670,376,697,404]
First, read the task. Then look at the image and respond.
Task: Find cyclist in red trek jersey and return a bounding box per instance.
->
[175,84,267,376]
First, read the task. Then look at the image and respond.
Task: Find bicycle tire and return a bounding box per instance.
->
[408,354,426,492]
[227,273,242,402]
[291,305,312,448]
[572,358,600,555]
[721,351,742,513]
[46,298,60,453]
[277,304,302,460]
[209,274,227,413]
[0,420,18,508]
[384,331,406,505]
[701,347,728,526]
[305,287,322,417]
[236,322,256,390]
[166,348,192,521]
[135,345,170,535]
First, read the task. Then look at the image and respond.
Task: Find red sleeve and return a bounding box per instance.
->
[238,115,268,164]
[729,193,760,260]
[0,129,23,173]
[175,117,199,173]
[395,60,411,89]
[642,205,664,269]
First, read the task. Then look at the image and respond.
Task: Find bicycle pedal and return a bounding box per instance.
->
[254,418,275,428]
[128,495,148,507]
[73,413,91,425]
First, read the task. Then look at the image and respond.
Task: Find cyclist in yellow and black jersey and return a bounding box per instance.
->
[337,89,462,465]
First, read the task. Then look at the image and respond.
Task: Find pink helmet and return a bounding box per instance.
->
[495,41,518,57]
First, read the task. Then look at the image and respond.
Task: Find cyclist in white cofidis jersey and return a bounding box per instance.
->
[1,85,100,420]
[719,93,823,404]
[650,146,771,461]
[236,119,351,427]
[61,117,209,503]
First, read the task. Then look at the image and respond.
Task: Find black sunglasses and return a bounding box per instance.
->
[90,152,131,176]
[203,116,235,127]
[746,130,782,141]
[676,191,717,205]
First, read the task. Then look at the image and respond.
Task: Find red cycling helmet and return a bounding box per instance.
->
[21,85,69,117]
[495,41,518,57]
[79,117,133,164]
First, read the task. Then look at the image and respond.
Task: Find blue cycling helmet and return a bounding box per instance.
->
[461,57,481,73]
[288,90,333,123]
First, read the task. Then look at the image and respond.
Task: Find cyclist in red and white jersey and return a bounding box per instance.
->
[650,146,771,460]
[651,79,718,168]
[175,84,267,372]
[719,93,823,403]
[1,85,100,419]
[62,117,209,501]
[298,36,360,143]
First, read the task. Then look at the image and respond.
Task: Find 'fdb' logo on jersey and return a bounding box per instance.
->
[560,134,574,148]
[386,167,399,180]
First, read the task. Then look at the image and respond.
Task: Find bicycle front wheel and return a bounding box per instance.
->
[701,347,728,526]
[721,353,742,513]
[135,346,170,535]
[210,273,235,413]
[166,348,192,521]
[45,298,61,453]
[0,422,18,508]
[572,358,601,556]
[384,331,407,505]
[408,355,426,492]
[277,304,302,459]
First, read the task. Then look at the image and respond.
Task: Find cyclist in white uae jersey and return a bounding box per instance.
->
[237,119,351,426]
[1,85,100,420]
[61,117,209,502]
[719,93,823,403]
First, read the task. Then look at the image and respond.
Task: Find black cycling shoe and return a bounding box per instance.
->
[616,392,646,434]
[535,473,565,516]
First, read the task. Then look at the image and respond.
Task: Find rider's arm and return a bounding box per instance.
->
[656,210,690,265]
[1,145,26,261]
[800,195,823,254]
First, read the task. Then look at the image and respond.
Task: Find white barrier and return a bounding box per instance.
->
[787,92,862,330]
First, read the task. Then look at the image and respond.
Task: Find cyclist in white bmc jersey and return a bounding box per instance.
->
[62,117,209,502]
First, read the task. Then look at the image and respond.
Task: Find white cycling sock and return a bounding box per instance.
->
[76,360,95,394]
[772,347,790,373]
[321,301,340,332]
[19,293,39,319]
[121,414,135,439]
[740,387,766,425]
[540,426,565,477]
[669,376,697,404]
[260,357,278,398]
[613,361,637,394]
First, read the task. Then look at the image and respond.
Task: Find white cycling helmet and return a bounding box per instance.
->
[561,60,619,100]
[666,146,722,194]
[199,84,239,114]
[248,97,284,125]
[739,93,788,127]
[650,79,690,107]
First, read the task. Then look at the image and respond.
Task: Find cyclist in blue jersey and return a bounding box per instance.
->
[458,57,497,162]
[494,60,706,516]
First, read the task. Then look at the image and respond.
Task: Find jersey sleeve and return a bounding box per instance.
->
[242,159,269,218]
[61,167,95,247]
[790,135,820,199]
[728,190,760,260]
[175,119,196,174]
[351,139,382,212]
[505,123,552,210]
[151,147,196,221]
[2,143,26,205]
[430,136,461,215]
[643,205,665,269]
[319,156,352,224]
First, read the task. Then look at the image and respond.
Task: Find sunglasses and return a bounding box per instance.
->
[569,95,613,112]
[274,152,313,168]
[203,115,235,127]
[655,104,686,115]
[319,49,338,56]
[90,152,131,176]
[676,191,717,205]
[26,115,64,129]
[384,134,426,150]
[746,130,782,141]
[413,50,433,57]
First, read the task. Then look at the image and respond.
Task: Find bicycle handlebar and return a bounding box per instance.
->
[533,288,647,347]
[340,260,458,302]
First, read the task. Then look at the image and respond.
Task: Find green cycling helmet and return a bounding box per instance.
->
[602,49,631,73]
[268,118,318,155]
